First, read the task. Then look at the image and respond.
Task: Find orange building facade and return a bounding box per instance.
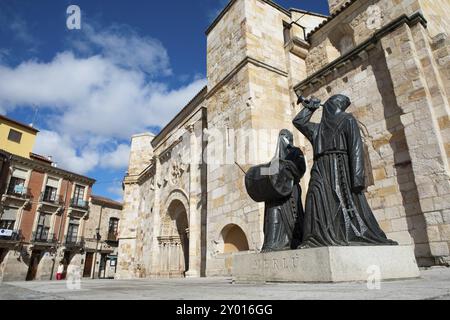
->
[0,150,96,281]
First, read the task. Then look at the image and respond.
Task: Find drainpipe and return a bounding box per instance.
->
[92,204,103,279]
[50,176,72,280]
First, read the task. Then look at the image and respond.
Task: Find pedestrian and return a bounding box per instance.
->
[56,261,65,280]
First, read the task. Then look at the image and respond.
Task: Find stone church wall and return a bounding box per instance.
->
[117,0,450,279]
[296,0,450,265]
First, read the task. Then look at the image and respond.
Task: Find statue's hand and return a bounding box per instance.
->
[307,97,322,110]
[299,96,321,110]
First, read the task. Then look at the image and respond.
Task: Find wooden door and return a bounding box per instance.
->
[83,252,93,277]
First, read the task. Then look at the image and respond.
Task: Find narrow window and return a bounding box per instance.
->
[7,168,28,196]
[43,177,59,202]
[283,22,292,45]
[108,218,119,241]
[35,214,51,241]
[72,185,85,207]
[108,218,119,234]
[67,218,80,243]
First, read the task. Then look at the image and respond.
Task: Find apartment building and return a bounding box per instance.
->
[0,114,96,281]
[0,115,38,159]
[83,195,122,279]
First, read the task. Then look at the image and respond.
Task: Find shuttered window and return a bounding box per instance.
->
[1,207,17,230]
[46,177,59,188]
[12,168,27,179]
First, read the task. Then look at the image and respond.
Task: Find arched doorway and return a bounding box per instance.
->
[221,224,249,253]
[158,200,189,277]
[220,224,249,274]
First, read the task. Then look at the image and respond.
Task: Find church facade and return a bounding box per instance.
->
[116,0,450,279]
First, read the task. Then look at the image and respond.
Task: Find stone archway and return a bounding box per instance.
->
[158,199,189,277]
[221,224,250,254]
[213,217,255,254]
[218,224,250,275]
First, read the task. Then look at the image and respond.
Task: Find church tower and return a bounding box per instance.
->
[204,0,325,275]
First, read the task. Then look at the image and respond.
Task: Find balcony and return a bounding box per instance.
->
[40,192,64,206]
[0,229,22,243]
[38,192,65,215]
[4,185,33,201]
[70,198,89,211]
[64,235,85,249]
[2,185,32,210]
[31,231,57,246]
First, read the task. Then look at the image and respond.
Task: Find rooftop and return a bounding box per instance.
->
[0,114,39,134]
[0,148,96,185]
[29,153,53,165]
[91,195,123,209]
[205,0,330,35]
[306,0,358,38]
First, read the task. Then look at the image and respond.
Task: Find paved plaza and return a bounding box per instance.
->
[0,267,449,300]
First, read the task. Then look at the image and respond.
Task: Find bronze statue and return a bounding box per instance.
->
[245,129,306,252]
[293,94,397,247]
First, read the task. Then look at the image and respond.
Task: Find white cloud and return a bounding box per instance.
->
[0,24,206,175]
[81,24,172,76]
[107,184,124,202]
[34,130,100,174]
[0,52,206,139]
[100,144,131,170]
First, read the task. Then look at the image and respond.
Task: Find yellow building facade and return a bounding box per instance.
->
[0,115,38,158]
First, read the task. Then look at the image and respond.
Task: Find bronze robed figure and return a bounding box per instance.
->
[245,129,306,252]
[293,94,397,248]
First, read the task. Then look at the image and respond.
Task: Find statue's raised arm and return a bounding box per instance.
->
[292,94,398,248]
[292,96,321,143]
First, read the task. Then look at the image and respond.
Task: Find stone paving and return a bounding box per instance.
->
[0,267,449,300]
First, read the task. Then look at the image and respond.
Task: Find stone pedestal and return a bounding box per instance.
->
[232,245,420,283]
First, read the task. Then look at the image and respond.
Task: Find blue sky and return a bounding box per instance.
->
[0,0,329,201]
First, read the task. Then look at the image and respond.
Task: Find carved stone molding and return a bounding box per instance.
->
[157,235,182,246]
[185,123,195,133]
[170,161,185,186]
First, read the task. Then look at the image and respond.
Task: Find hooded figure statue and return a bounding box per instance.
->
[293,94,397,247]
[259,129,306,252]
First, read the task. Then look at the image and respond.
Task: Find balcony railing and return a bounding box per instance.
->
[40,192,64,205]
[0,229,21,242]
[6,185,33,200]
[64,235,85,248]
[70,198,89,210]
[31,231,57,244]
